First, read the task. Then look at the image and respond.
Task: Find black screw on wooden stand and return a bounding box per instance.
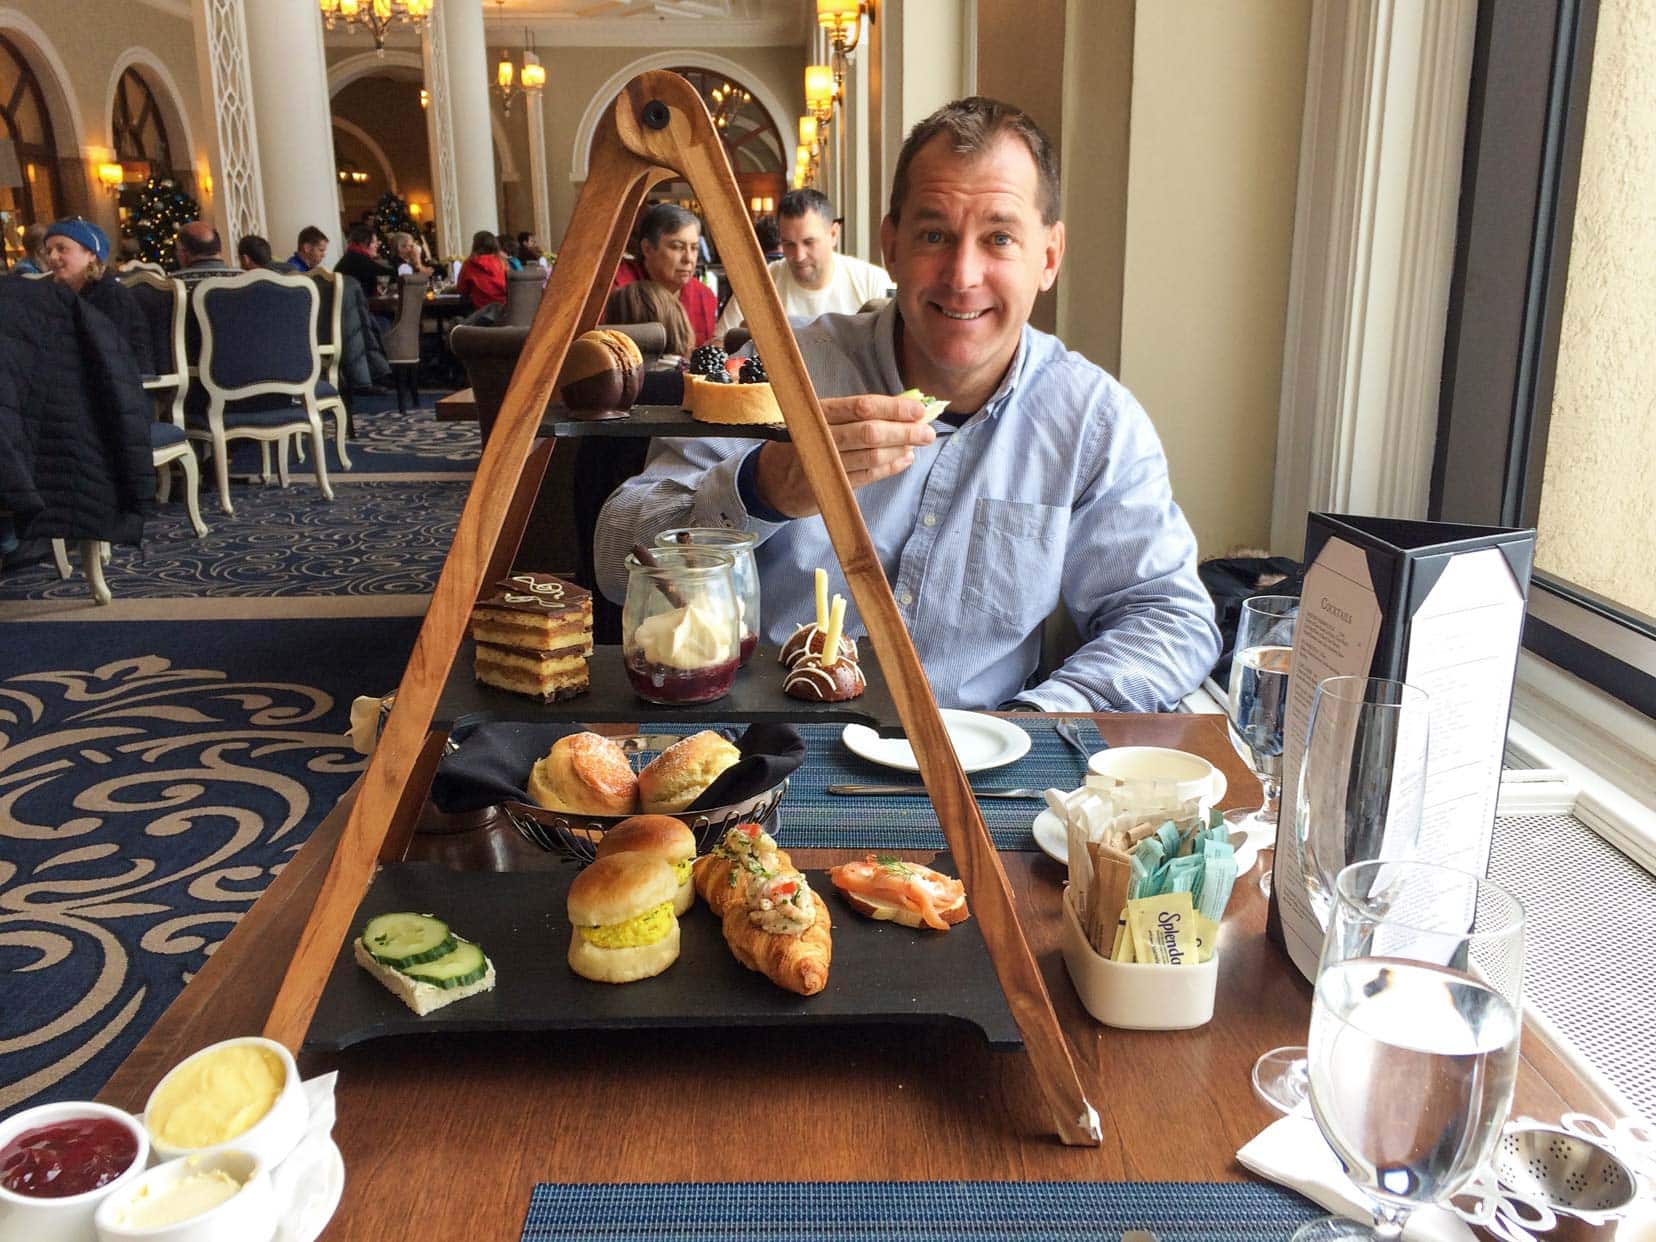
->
[642,100,670,130]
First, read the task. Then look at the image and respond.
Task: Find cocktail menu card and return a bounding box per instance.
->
[1268,514,1535,980]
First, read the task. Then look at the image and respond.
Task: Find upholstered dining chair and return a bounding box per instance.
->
[497,267,545,328]
[383,272,428,413]
[188,270,334,516]
[304,266,351,469]
[122,270,208,537]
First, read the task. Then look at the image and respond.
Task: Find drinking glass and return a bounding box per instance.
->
[1224,594,1299,888]
[1292,859,1524,1241]
[656,528,760,665]
[621,546,742,706]
[1253,676,1430,1114]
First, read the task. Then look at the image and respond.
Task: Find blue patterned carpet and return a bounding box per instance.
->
[0,617,422,1115]
[0,479,465,601]
[346,397,481,473]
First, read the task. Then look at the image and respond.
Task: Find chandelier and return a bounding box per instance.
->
[318,0,433,54]
[706,80,752,134]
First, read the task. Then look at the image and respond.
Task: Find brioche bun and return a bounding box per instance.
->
[566,854,681,983]
[527,731,638,817]
[638,730,742,814]
[596,815,697,914]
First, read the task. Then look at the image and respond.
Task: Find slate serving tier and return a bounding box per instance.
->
[543,403,792,440]
[304,861,1022,1052]
[437,640,905,736]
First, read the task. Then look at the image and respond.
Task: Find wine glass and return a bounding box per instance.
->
[1224,594,1299,889]
[1252,676,1430,1114]
[1292,859,1524,1241]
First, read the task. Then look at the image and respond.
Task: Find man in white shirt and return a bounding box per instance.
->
[714,188,891,338]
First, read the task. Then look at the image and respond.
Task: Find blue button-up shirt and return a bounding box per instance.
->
[594,302,1219,711]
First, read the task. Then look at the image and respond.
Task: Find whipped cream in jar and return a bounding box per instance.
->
[655,528,760,664]
[622,546,742,705]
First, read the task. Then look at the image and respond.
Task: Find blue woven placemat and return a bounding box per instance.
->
[520,1180,1320,1241]
[774,719,1099,851]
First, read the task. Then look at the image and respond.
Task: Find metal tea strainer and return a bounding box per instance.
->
[1493,1124,1638,1217]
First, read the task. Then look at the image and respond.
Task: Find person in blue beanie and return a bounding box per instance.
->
[42,217,152,374]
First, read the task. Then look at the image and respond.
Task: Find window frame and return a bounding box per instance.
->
[1431,0,1656,720]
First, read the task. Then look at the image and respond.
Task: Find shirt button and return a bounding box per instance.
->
[922,513,937,527]
[899,591,914,607]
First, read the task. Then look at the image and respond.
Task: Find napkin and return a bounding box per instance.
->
[1237,1114,1478,1242]
[271,1072,340,1239]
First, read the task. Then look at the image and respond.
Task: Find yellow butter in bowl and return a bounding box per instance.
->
[147,1043,285,1150]
[115,1161,243,1229]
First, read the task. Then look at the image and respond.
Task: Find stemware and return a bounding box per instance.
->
[1223,595,1298,890]
[1252,676,1430,1114]
[1293,859,1525,1241]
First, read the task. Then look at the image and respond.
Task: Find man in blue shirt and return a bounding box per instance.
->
[286,225,329,273]
[595,97,1218,712]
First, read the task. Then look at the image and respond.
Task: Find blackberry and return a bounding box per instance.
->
[739,356,767,384]
[704,368,734,384]
[689,344,727,376]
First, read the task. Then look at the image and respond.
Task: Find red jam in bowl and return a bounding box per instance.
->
[0,1116,139,1199]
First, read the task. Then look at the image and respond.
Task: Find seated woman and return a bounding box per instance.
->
[605,280,693,372]
[389,231,430,279]
[454,230,507,323]
[42,218,151,375]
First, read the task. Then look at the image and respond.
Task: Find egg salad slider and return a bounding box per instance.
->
[595,815,698,915]
[566,853,682,983]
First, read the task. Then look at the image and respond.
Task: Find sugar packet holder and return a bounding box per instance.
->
[1060,887,1218,1029]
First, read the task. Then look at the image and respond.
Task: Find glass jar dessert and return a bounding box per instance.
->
[622,547,743,705]
[655,528,761,664]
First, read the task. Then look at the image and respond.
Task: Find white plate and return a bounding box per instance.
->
[1031,807,1258,877]
[274,1135,345,1242]
[840,710,1031,773]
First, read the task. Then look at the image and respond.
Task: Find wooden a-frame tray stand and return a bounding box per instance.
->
[262,71,1101,1147]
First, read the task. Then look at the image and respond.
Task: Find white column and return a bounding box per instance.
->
[240,0,341,262]
[421,23,461,255]
[439,0,500,240]
[191,0,267,245]
[525,83,552,247]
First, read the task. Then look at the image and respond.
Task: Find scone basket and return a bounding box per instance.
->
[501,779,788,863]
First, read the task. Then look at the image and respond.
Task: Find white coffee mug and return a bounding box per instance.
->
[1085,746,1224,805]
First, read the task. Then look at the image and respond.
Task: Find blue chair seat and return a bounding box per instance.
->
[187,403,310,431]
[316,380,340,399]
[151,421,188,448]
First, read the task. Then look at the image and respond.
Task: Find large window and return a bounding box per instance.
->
[1434,0,1656,718]
[112,67,173,173]
[0,32,63,264]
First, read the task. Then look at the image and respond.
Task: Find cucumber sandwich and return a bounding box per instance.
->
[898,388,949,422]
[354,912,496,1015]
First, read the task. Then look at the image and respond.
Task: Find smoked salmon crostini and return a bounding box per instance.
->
[827,855,970,932]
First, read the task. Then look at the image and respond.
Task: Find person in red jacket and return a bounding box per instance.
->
[612,203,717,346]
[455,230,508,312]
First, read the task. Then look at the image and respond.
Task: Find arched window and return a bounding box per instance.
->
[670,67,785,176]
[112,67,173,172]
[0,32,64,235]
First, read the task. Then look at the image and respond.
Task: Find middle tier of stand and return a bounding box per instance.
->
[543,403,792,440]
[438,640,906,735]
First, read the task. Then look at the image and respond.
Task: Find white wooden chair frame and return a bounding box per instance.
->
[305,267,351,470]
[188,270,334,517]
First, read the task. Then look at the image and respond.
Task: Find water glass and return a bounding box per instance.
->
[1294,859,1524,1241]
[1224,595,1299,856]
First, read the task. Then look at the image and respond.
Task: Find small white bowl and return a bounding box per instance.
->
[94,1149,275,1242]
[1086,745,1225,805]
[1060,887,1218,1030]
[143,1037,306,1171]
[0,1101,150,1242]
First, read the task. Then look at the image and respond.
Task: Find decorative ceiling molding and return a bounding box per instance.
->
[568,49,792,182]
[480,0,808,49]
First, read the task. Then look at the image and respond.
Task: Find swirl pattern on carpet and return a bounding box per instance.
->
[0,617,420,1116]
[353,406,481,469]
[0,480,465,600]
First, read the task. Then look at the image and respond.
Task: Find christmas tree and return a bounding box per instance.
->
[124,176,200,266]
[371,189,416,252]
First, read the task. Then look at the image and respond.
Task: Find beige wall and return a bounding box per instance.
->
[0,0,209,240]
[1535,0,1656,618]
[1118,1,1311,555]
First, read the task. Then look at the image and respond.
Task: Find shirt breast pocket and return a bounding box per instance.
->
[961,498,1065,627]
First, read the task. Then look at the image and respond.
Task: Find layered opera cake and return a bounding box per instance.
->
[471,572,593,701]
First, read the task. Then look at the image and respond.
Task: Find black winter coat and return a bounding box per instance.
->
[0,278,155,544]
[82,272,154,375]
[336,274,391,391]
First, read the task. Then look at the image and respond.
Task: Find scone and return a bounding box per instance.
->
[527,731,639,817]
[637,730,742,814]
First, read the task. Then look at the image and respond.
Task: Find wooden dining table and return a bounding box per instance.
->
[94,712,1612,1239]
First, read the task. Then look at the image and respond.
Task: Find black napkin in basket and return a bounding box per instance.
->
[430,721,804,815]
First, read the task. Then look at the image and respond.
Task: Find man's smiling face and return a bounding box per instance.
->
[880,132,1063,406]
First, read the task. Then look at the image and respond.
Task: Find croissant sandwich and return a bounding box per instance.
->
[721,869,831,997]
[693,823,793,917]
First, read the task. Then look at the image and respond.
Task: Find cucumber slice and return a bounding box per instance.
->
[362,912,455,968]
[402,939,489,990]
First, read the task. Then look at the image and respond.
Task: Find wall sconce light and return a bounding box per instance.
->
[97,162,124,196]
[408,201,422,218]
[817,0,872,96]
[419,86,429,110]
[804,64,835,115]
[496,52,517,115]
[799,115,819,150]
[520,52,546,93]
